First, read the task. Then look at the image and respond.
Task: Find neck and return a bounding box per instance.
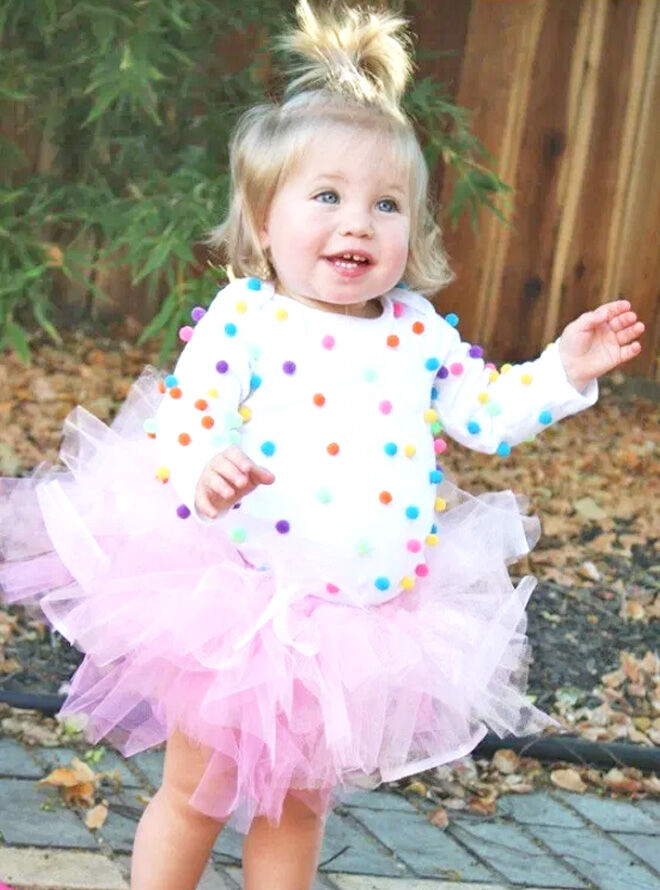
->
[274,282,381,319]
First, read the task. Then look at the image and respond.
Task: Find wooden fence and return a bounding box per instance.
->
[417,0,659,378]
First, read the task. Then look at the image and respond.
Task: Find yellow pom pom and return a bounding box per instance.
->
[423,409,438,423]
[425,533,438,546]
[521,373,532,385]
[207,388,219,399]
[235,300,248,314]
[403,444,416,458]
[477,391,489,404]
[155,466,170,483]
[434,497,447,512]
[400,576,415,591]
[275,308,288,321]
[500,363,512,374]
[488,370,499,383]
[238,405,252,422]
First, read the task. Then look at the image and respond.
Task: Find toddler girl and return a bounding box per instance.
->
[0,3,644,889]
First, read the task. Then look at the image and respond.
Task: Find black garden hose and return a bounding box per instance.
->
[1,687,658,772]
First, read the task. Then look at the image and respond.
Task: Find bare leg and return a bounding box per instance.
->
[130,728,228,890]
[242,791,327,890]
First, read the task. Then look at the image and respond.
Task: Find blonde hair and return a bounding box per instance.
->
[207,0,454,296]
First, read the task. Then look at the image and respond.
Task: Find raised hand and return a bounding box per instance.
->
[195,445,275,519]
[558,300,645,392]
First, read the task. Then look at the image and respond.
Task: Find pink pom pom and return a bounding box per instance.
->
[434,438,447,455]
[178,325,194,342]
[393,301,404,318]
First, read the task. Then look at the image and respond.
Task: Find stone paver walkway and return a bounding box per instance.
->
[0,736,658,890]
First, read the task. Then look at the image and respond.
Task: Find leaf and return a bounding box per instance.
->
[85,801,108,829]
[39,767,80,788]
[405,780,427,797]
[492,749,519,775]
[428,806,449,829]
[550,768,587,793]
[5,321,31,364]
[574,497,607,520]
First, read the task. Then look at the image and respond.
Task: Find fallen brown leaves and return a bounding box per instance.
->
[551,649,659,746]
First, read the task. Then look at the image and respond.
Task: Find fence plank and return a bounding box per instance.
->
[438,0,549,357]
[602,0,660,379]
[494,0,583,361]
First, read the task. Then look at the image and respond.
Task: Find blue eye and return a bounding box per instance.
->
[377,198,398,213]
[315,190,339,204]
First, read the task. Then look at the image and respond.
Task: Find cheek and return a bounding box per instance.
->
[388,221,410,267]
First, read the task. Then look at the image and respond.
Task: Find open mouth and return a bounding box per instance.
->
[324,252,374,270]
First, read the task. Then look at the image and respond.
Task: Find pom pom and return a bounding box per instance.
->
[178,325,194,342]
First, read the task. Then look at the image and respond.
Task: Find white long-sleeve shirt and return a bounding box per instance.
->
[154,276,597,620]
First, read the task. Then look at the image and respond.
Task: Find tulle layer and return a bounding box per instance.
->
[0,368,560,833]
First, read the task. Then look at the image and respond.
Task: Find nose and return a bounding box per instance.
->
[338,205,374,238]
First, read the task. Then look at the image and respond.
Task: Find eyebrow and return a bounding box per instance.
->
[311,173,407,197]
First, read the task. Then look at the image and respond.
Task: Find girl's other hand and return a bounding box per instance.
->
[558,300,645,392]
[194,445,275,519]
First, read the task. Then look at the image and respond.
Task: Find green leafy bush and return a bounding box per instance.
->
[0,0,511,362]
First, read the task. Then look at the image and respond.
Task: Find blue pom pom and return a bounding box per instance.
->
[445,313,459,327]
[164,374,178,388]
[374,576,390,591]
[429,469,443,484]
[250,373,262,390]
[496,442,511,457]
[539,410,552,425]
[384,442,398,456]
[405,505,420,519]
[247,277,262,290]
[224,323,237,337]
[425,357,440,371]
[261,441,276,456]
[467,420,481,435]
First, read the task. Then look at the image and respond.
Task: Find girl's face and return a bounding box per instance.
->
[260,128,411,316]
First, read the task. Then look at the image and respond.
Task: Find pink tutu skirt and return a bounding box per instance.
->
[0,368,559,833]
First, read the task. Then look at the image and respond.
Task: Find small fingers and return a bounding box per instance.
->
[250,465,276,484]
[620,341,643,363]
[196,489,220,520]
[616,320,645,345]
[214,462,249,490]
[208,473,236,501]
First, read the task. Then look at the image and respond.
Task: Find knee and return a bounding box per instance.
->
[281,792,326,827]
[158,784,225,829]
